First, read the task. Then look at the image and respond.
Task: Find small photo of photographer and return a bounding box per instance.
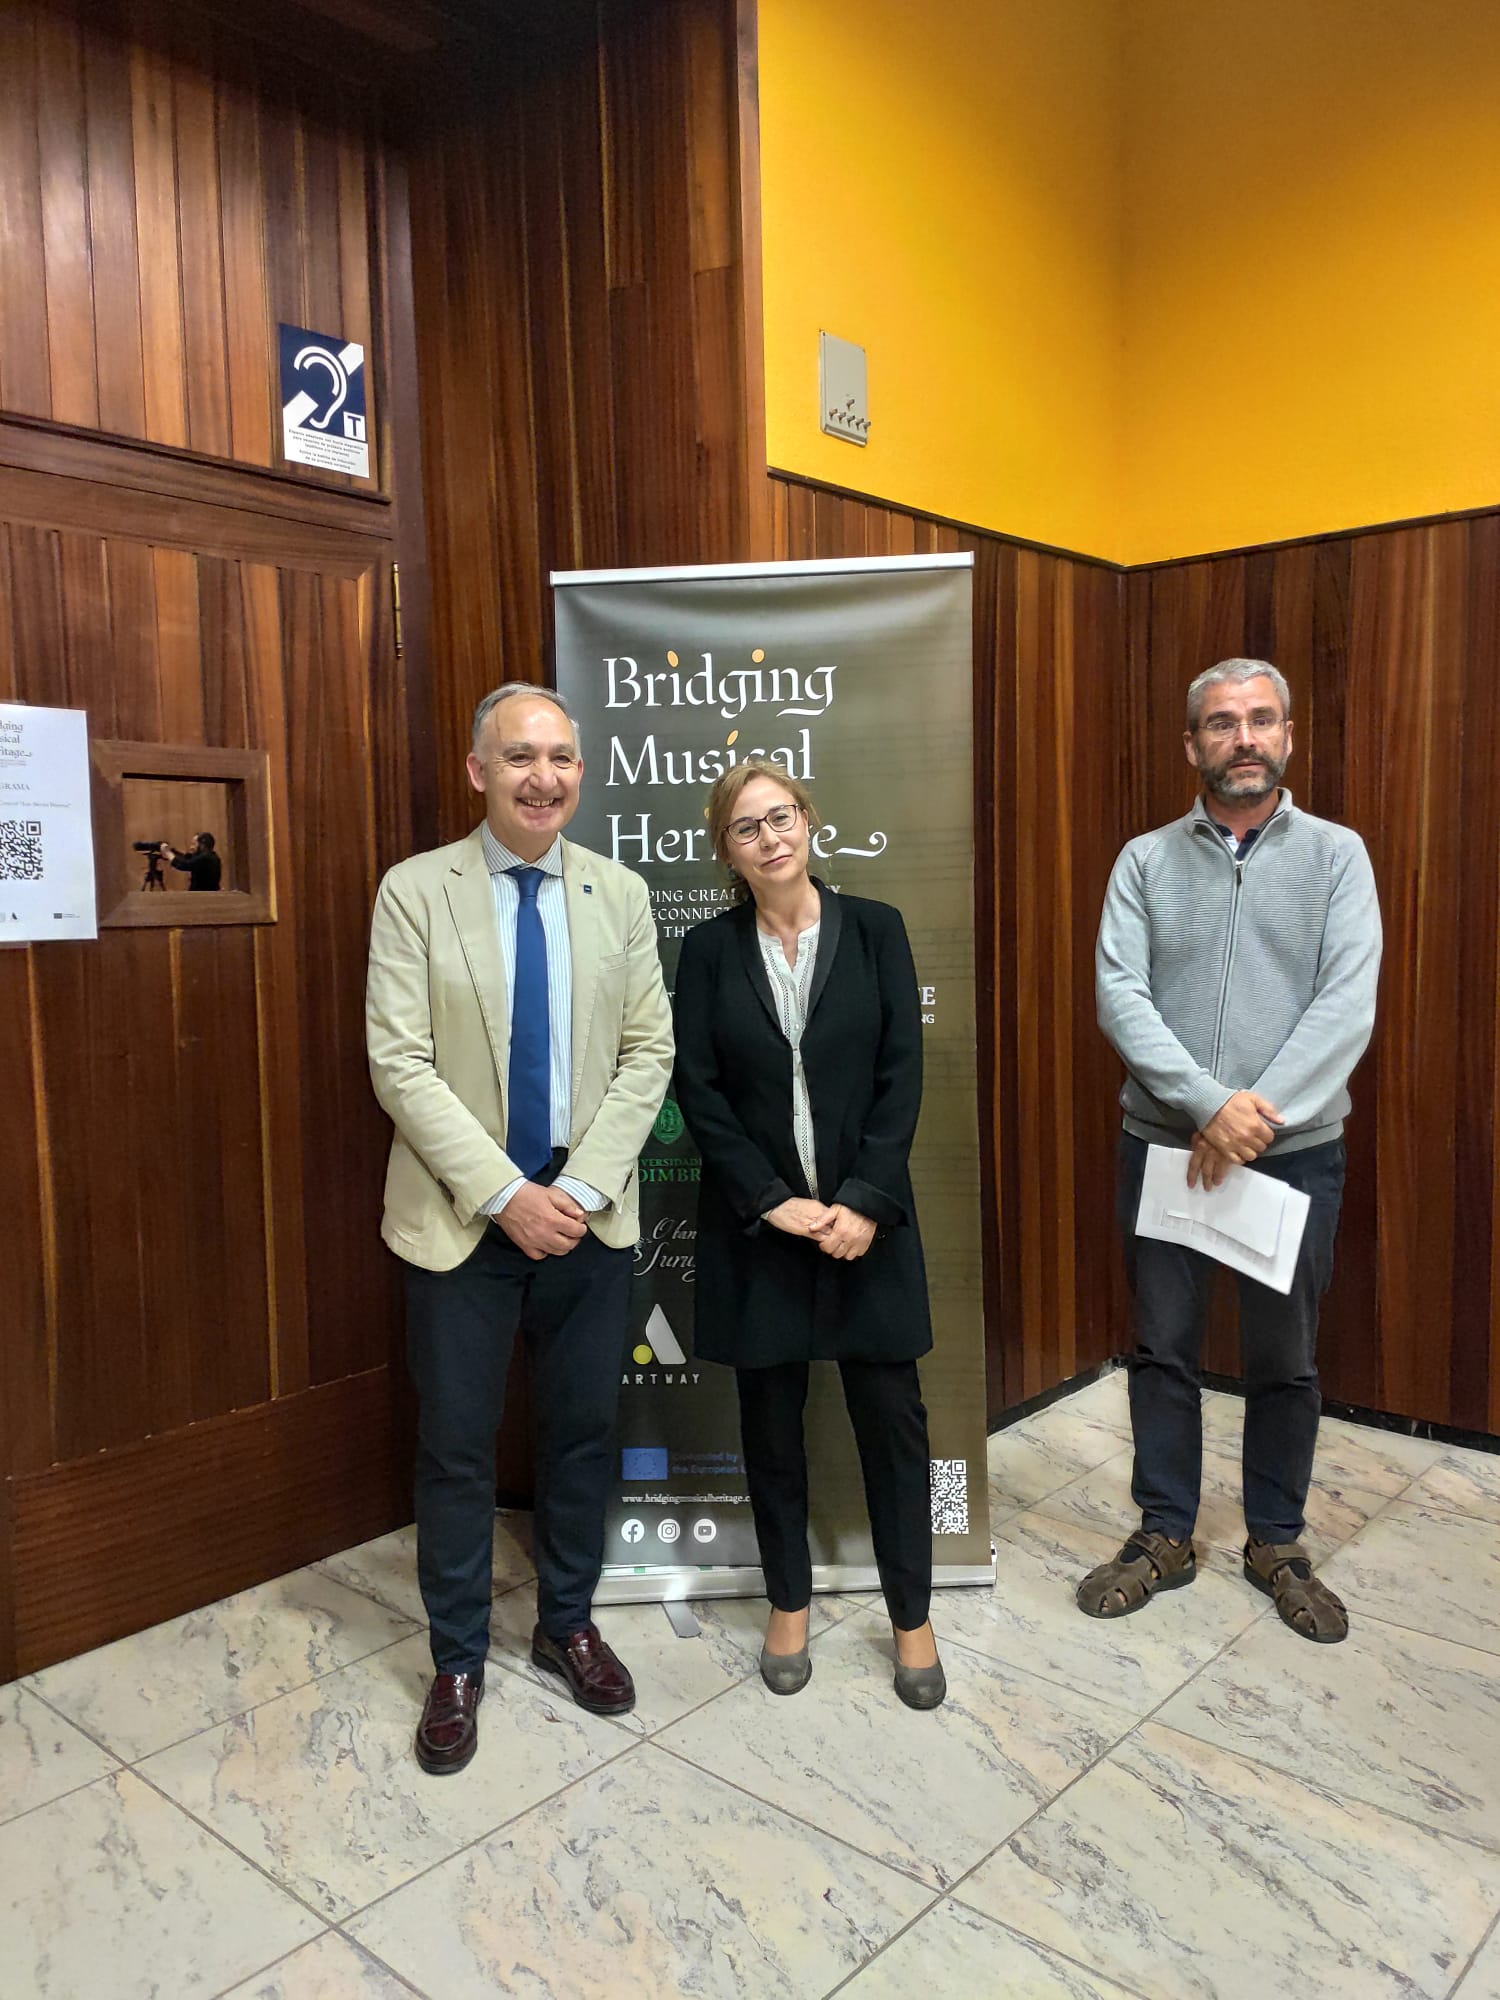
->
[162,832,222,891]
[134,831,222,892]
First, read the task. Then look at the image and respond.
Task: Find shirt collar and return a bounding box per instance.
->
[1210,816,1265,850]
[480,824,564,878]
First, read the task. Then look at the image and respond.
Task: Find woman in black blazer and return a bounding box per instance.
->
[673,756,945,1709]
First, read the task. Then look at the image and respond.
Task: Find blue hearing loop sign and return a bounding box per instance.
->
[279,323,370,478]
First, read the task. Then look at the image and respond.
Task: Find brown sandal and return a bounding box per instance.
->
[1244,1539,1348,1644]
[1077,1530,1196,1619]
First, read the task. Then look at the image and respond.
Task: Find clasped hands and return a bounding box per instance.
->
[495,1181,588,1260]
[764,1197,877,1260]
[1187,1090,1284,1191]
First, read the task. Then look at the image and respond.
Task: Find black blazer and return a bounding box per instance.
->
[673,882,932,1368]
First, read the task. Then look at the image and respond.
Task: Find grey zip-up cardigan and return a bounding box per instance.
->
[1096,791,1382,1154]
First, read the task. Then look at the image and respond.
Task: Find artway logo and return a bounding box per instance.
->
[631,1302,687,1368]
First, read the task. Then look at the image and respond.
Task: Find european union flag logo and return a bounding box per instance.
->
[622,1447,669,1481]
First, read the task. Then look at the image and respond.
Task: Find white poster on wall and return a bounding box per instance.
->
[0,704,97,941]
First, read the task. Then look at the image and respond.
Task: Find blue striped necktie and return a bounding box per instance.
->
[507,866,552,1176]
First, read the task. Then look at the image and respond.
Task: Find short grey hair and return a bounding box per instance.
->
[1186,658,1291,730]
[471,682,580,753]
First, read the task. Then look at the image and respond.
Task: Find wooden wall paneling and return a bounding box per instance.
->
[198,553,252,750]
[218,33,276,469]
[1295,536,1381,1407]
[134,926,197,1432]
[173,16,234,460]
[1344,524,1448,1416]
[57,531,114,730]
[475,96,542,685]
[284,569,397,1386]
[153,547,206,741]
[1309,539,1353,825]
[0,954,54,1482]
[243,558,311,1398]
[604,5,701,565]
[380,147,438,857]
[1,0,424,1679]
[1459,518,1500,1433]
[8,524,69,709]
[0,8,51,419]
[128,6,190,449]
[686,1,748,563]
[1069,557,1130,1374]
[177,927,273,1418]
[987,538,1024,1416]
[546,35,622,573]
[8,1367,406,1675]
[522,40,600,594]
[409,73,536,840]
[104,541,164,743]
[82,5,149,442]
[35,8,98,432]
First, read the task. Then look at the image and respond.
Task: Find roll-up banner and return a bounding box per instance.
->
[553,556,993,1600]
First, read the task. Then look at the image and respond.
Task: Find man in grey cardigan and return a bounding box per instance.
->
[1078,659,1381,1643]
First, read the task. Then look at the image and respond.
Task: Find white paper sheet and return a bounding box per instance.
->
[1136,1143,1309,1294]
[0,703,97,942]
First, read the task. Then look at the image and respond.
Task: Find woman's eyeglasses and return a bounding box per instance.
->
[726,802,804,845]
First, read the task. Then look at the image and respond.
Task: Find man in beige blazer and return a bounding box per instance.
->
[367,683,672,1774]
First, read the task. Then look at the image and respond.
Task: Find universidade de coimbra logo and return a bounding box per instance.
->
[653,1098,685,1146]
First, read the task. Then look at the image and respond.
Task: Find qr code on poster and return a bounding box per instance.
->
[0,819,43,882]
[929,1458,969,1535]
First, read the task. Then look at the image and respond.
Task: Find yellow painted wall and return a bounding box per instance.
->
[1123,0,1500,563]
[757,0,1500,564]
[757,0,1127,560]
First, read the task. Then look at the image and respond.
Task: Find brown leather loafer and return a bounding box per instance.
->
[531,1623,636,1715]
[414,1669,484,1775]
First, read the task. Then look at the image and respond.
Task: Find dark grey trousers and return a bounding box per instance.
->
[1117,1131,1347,1544]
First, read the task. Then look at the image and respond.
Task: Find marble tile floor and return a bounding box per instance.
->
[8,1369,1500,1999]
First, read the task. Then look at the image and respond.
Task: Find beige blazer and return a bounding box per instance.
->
[366,827,673,1270]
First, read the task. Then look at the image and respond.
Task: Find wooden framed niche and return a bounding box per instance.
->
[91,741,276,928]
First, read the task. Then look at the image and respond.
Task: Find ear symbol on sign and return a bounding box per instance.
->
[293,345,349,431]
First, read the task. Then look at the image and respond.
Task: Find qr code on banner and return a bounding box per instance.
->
[929,1458,969,1535]
[0,819,43,882]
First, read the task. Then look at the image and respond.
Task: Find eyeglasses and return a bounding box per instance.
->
[726,802,803,845]
[1198,712,1286,738]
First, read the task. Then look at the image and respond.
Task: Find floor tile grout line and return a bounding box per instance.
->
[23,1616,426,1776]
[25,1636,640,1944]
[1443,1899,1500,2000]
[124,1758,362,1934]
[925,1609,1270,1735]
[330,1731,649,1934]
[326,1927,438,2000]
[650,1732,950,1901]
[478,1592,881,1745]
[201,1927,334,2000]
[308,1557,536,1638]
[650,1620,1185,1901]
[819,1899,1157,2000]
[0,1763,126,1838]
[927,1585,1298,1926]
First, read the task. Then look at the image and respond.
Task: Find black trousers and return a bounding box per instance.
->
[735,1357,932,1629]
[403,1200,631,1675]
[1117,1131,1347,1545]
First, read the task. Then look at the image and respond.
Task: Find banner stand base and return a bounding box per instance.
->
[595,1555,997,1607]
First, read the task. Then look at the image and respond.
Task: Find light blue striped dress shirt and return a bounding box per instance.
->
[478,824,605,1218]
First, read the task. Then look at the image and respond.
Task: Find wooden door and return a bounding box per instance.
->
[0,0,427,1677]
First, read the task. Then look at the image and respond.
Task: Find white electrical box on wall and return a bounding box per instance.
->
[819,332,870,445]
